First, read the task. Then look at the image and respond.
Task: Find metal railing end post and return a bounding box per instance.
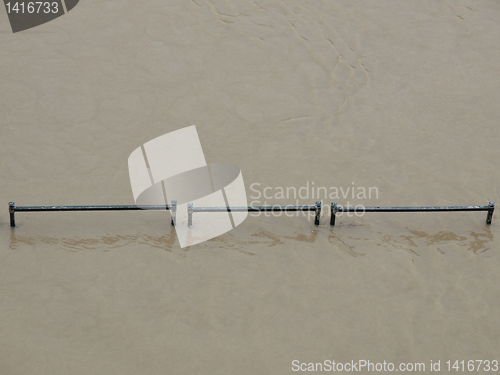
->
[187,203,193,227]
[330,202,337,226]
[171,200,177,226]
[486,201,494,225]
[9,202,15,227]
[314,201,321,225]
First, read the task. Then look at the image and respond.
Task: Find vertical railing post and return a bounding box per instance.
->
[187,203,193,227]
[171,200,177,226]
[330,202,337,226]
[9,202,15,227]
[314,201,321,225]
[486,201,495,225]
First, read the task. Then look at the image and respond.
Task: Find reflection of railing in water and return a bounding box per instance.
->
[8,201,494,228]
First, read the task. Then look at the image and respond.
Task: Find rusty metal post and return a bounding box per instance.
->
[187,203,193,227]
[314,201,321,225]
[9,202,15,227]
[330,202,337,226]
[171,200,177,226]
[486,201,495,225]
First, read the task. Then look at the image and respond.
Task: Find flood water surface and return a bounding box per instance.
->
[1,1,499,374]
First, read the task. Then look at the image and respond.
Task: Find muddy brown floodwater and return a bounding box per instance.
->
[1,1,499,374]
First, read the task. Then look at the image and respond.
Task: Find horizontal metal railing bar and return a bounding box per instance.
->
[330,202,494,226]
[9,201,493,227]
[10,204,490,213]
[336,205,491,212]
[188,202,322,226]
[8,203,176,227]
[192,206,316,212]
[12,205,172,212]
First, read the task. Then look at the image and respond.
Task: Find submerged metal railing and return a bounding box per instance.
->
[7,201,320,227]
[187,202,321,227]
[329,202,494,226]
[8,200,494,227]
[8,202,177,227]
